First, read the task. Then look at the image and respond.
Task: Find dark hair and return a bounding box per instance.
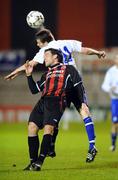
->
[35,28,54,43]
[45,48,63,63]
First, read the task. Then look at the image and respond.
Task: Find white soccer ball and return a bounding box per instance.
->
[26,11,44,29]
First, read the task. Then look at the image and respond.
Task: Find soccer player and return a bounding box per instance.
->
[24,48,97,171]
[4,29,105,164]
[4,28,106,80]
[101,55,118,151]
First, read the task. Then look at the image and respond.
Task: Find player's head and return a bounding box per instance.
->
[35,28,55,48]
[44,48,63,67]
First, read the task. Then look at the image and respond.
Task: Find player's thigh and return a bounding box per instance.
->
[29,99,44,129]
[43,96,65,127]
[67,86,88,111]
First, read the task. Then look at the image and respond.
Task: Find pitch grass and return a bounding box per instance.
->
[0,120,118,180]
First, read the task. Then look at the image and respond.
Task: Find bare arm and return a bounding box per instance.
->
[81,47,106,59]
[4,60,38,80]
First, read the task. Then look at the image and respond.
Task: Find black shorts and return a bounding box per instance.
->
[66,84,88,111]
[29,96,66,129]
[29,98,44,129]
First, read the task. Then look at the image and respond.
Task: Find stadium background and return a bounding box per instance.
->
[0,0,118,123]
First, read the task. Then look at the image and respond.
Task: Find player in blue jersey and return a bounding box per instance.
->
[5,29,106,165]
[102,55,118,151]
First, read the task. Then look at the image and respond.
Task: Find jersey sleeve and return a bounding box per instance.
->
[33,47,45,64]
[69,40,82,52]
[27,73,46,94]
[27,75,40,94]
[36,73,46,91]
[101,70,111,93]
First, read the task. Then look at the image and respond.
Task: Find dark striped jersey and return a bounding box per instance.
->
[27,63,82,97]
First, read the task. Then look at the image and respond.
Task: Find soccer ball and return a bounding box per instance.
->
[26,11,44,29]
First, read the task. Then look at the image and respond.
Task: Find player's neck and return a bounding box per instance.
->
[50,62,60,68]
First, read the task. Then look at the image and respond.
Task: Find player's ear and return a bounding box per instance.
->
[53,54,57,59]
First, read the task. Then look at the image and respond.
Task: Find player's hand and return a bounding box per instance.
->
[4,72,19,80]
[25,60,33,76]
[97,51,106,59]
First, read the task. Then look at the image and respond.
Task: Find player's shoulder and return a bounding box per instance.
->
[33,46,46,62]
[57,39,82,44]
[46,40,72,49]
[108,65,116,73]
[66,65,77,71]
[46,40,59,49]
[49,39,81,44]
[48,40,68,46]
[47,40,82,50]
[37,46,47,54]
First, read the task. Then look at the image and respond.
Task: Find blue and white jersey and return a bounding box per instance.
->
[101,65,118,99]
[33,40,82,68]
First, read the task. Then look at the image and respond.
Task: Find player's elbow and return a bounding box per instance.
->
[81,47,90,55]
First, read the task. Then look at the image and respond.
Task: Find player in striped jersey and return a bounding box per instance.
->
[102,55,118,151]
[24,48,97,171]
